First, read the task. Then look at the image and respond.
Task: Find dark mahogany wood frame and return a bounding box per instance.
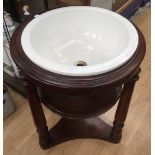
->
[10,12,146,149]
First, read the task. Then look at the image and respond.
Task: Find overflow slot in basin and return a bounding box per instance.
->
[74,61,87,67]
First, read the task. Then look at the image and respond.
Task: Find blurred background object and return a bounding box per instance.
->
[3,84,16,119]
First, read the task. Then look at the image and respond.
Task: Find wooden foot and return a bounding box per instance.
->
[40,117,116,149]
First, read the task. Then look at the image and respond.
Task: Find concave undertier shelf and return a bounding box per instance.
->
[10,6,146,149]
[43,117,113,149]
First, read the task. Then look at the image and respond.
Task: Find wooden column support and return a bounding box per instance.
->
[20,72,50,147]
[111,68,141,142]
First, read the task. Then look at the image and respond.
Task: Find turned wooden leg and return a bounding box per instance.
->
[20,73,50,148]
[111,68,141,143]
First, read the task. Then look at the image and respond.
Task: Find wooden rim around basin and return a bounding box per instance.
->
[10,14,146,89]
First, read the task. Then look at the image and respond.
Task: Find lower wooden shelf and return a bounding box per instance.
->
[40,117,118,149]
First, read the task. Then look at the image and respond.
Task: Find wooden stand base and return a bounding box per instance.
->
[41,117,119,149]
[21,69,140,150]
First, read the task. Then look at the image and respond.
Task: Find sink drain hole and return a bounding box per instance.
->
[75,61,87,66]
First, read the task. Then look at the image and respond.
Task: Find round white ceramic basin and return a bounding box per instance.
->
[21,6,138,76]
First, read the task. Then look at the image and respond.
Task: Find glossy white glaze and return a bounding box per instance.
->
[21,6,138,76]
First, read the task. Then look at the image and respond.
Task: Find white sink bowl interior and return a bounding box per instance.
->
[21,6,138,76]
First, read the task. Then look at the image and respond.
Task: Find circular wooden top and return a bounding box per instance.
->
[10,15,146,89]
